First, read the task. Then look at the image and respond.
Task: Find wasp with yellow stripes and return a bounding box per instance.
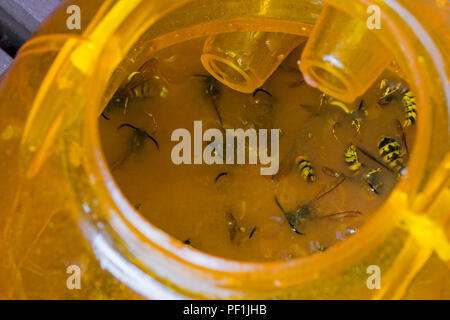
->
[295,156,315,183]
[378,136,405,174]
[119,59,168,99]
[378,79,417,128]
[344,145,387,194]
[344,144,362,173]
[111,123,160,171]
[101,59,168,118]
[402,91,417,128]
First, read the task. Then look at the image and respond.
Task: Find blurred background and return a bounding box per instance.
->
[0,0,63,74]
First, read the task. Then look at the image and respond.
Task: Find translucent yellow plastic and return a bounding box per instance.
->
[300,5,392,103]
[0,0,449,299]
[201,32,303,93]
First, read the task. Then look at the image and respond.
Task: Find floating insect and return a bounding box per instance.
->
[240,88,275,130]
[112,123,159,171]
[295,156,315,183]
[116,59,169,101]
[274,167,355,235]
[274,197,308,235]
[344,144,362,173]
[226,211,250,244]
[378,79,417,128]
[365,168,383,194]
[125,76,168,99]
[100,60,169,119]
[344,145,386,194]
[193,74,223,128]
[402,91,417,128]
[118,123,159,151]
[378,79,410,105]
[183,239,194,247]
[378,136,405,174]
[350,100,368,135]
[274,196,360,236]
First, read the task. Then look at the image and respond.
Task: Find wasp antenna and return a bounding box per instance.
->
[101,112,111,120]
[215,172,228,183]
[358,99,364,110]
[274,196,287,215]
[144,132,160,150]
[249,227,257,239]
[117,123,138,131]
[253,88,272,98]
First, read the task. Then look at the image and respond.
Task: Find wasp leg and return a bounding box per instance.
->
[316,210,362,220]
[253,88,272,98]
[396,119,409,160]
[117,123,160,150]
[215,172,228,183]
[274,196,305,235]
[356,145,397,174]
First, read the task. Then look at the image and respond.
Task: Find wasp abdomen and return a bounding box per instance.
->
[344,144,362,173]
[378,136,405,173]
[402,91,417,128]
[295,156,315,183]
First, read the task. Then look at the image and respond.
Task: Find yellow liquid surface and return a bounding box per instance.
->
[99,37,416,261]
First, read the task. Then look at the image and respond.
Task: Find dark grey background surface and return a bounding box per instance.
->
[0,0,64,73]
